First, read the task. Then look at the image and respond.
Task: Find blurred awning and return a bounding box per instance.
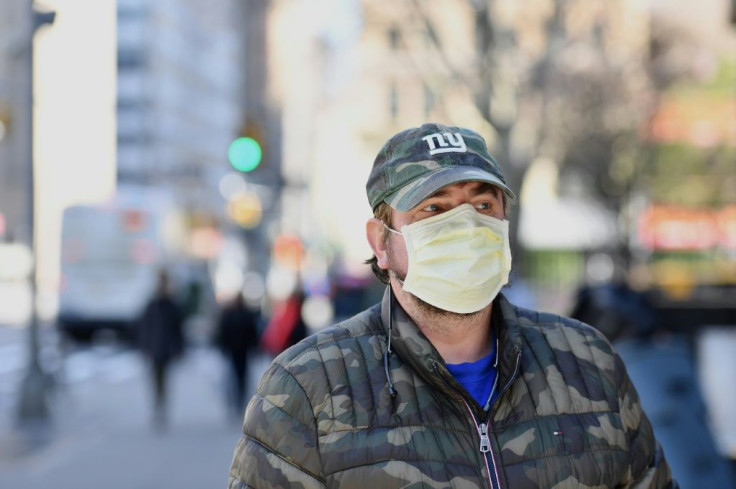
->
[519,197,619,250]
[518,157,619,250]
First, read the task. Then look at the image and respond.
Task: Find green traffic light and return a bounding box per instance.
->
[228,136,262,172]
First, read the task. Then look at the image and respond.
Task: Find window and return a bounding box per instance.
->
[388,27,400,50]
[389,82,399,120]
[117,48,146,70]
[423,83,435,117]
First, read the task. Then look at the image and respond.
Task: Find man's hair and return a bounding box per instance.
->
[365,202,393,284]
[365,186,512,284]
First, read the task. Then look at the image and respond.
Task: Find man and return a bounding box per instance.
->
[137,269,185,430]
[228,123,677,488]
[214,291,261,419]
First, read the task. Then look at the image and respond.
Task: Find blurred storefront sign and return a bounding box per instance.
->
[631,205,736,299]
[637,205,736,250]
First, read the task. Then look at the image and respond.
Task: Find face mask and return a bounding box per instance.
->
[386,203,511,314]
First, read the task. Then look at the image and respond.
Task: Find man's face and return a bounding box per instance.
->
[370,180,505,318]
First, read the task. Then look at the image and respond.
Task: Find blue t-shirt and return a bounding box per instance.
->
[446,345,498,409]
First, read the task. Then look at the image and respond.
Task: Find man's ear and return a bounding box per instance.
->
[366,218,389,270]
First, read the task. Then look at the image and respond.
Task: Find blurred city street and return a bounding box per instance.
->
[0,0,734,487]
[0,324,269,489]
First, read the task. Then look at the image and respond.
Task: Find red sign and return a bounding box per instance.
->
[638,206,736,250]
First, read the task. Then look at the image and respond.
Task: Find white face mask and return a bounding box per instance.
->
[386,203,512,314]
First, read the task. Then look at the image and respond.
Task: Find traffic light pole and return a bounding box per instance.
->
[16,1,55,422]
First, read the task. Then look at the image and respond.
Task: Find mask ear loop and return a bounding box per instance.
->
[383,286,397,397]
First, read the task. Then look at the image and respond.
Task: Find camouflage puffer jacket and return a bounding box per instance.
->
[228,288,676,488]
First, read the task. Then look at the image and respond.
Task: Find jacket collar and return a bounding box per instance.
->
[495,294,524,394]
[380,285,442,384]
[379,286,523,401]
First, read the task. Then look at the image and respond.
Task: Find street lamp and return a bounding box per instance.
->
[16,2,55,422]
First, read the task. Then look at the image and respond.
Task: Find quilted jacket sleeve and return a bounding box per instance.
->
[228,361,325,489]
[615,353,679,489]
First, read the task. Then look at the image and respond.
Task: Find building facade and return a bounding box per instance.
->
[0,0,249,321]
[0,0,34,245]
[116,0,246,216]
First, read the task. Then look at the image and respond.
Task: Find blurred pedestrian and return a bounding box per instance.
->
[137,269,185,430]
[228,123,677,487]
[259,286,307,357]
[213,291,260,418]
[570,280,658,342]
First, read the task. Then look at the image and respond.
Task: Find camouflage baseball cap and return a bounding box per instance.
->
[366,123,515,211]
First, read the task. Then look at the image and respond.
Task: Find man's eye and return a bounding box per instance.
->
[475,202,492,210]
[422,203,440,212]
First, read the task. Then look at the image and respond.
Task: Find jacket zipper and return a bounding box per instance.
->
[463,401,500,489]
[432,350,521,489]
[463,350,521,489]
[479,422,491,453]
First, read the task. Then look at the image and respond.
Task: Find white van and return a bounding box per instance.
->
[57,189,184,340]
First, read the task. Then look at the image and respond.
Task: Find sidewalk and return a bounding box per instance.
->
[0,345,269,489]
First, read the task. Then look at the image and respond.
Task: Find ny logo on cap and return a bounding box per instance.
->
[422,132,467,155]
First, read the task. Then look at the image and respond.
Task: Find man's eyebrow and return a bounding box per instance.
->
[472,183,501,197]
[428,188,451,199]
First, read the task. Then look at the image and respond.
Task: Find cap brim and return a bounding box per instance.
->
[383,166,516,212]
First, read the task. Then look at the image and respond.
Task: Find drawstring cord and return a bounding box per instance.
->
[384,287,397,397]
[482,337,500,412]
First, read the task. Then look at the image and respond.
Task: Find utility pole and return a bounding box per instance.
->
[241,0,279,278]
[16,1,55,422]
